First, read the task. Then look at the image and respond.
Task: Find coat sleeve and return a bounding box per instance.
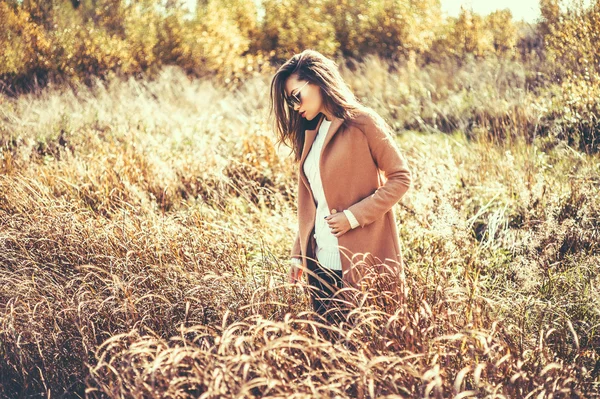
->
[346,115,412,228]
[290,229,301,260]
[291,167,303,260]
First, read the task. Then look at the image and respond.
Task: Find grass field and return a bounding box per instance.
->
[1,61,599,397]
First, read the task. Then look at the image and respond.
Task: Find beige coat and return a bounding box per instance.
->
[290,109,412,292]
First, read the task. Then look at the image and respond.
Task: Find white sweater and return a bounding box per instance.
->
[291,117,360,270]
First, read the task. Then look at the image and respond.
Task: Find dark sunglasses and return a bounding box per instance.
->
[285,81,309,108]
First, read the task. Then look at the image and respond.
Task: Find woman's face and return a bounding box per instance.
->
[284,74,322,121]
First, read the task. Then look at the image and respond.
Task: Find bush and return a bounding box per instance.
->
[258,0,339,62]
[535,73,600,153]
[324,0,443,61]
[540,0,600,79]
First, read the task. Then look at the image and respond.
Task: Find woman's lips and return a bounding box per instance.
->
[301,111,307,118]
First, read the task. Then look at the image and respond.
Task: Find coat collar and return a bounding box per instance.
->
[299,113,345,190]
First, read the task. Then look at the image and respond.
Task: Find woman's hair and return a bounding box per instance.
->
[269,49,371,162]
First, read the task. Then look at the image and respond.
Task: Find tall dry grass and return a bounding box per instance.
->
[0,60,599,397]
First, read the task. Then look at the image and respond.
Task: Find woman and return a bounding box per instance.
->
[269,49,413,323]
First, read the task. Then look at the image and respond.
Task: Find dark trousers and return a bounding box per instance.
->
[307,257,348,327]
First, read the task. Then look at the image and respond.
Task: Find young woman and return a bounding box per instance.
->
[269,49,413,324]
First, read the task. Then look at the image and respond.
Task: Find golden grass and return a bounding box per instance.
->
[0,62,598,398]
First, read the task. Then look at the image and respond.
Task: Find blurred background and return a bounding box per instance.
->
[2,0,599,153]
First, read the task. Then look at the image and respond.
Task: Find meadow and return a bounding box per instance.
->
[2,0,600,397]
[0,56,598,397]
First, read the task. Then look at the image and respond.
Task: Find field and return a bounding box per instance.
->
[2,0,600,396]
[1,56,599,397]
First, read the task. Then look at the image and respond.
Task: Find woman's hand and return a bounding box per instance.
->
[325,212,351,237]
[288,260,302,284]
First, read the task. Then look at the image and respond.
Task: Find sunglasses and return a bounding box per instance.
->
[285,81,309,108]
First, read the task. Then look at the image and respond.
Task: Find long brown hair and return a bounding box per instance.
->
[269,49,372,162]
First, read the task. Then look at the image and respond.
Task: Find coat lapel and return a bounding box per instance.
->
[299,113,345,192]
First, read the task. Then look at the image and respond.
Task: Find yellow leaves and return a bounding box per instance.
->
[259,0,339,61]
[542,0,600,81]
[426,6,521,61]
